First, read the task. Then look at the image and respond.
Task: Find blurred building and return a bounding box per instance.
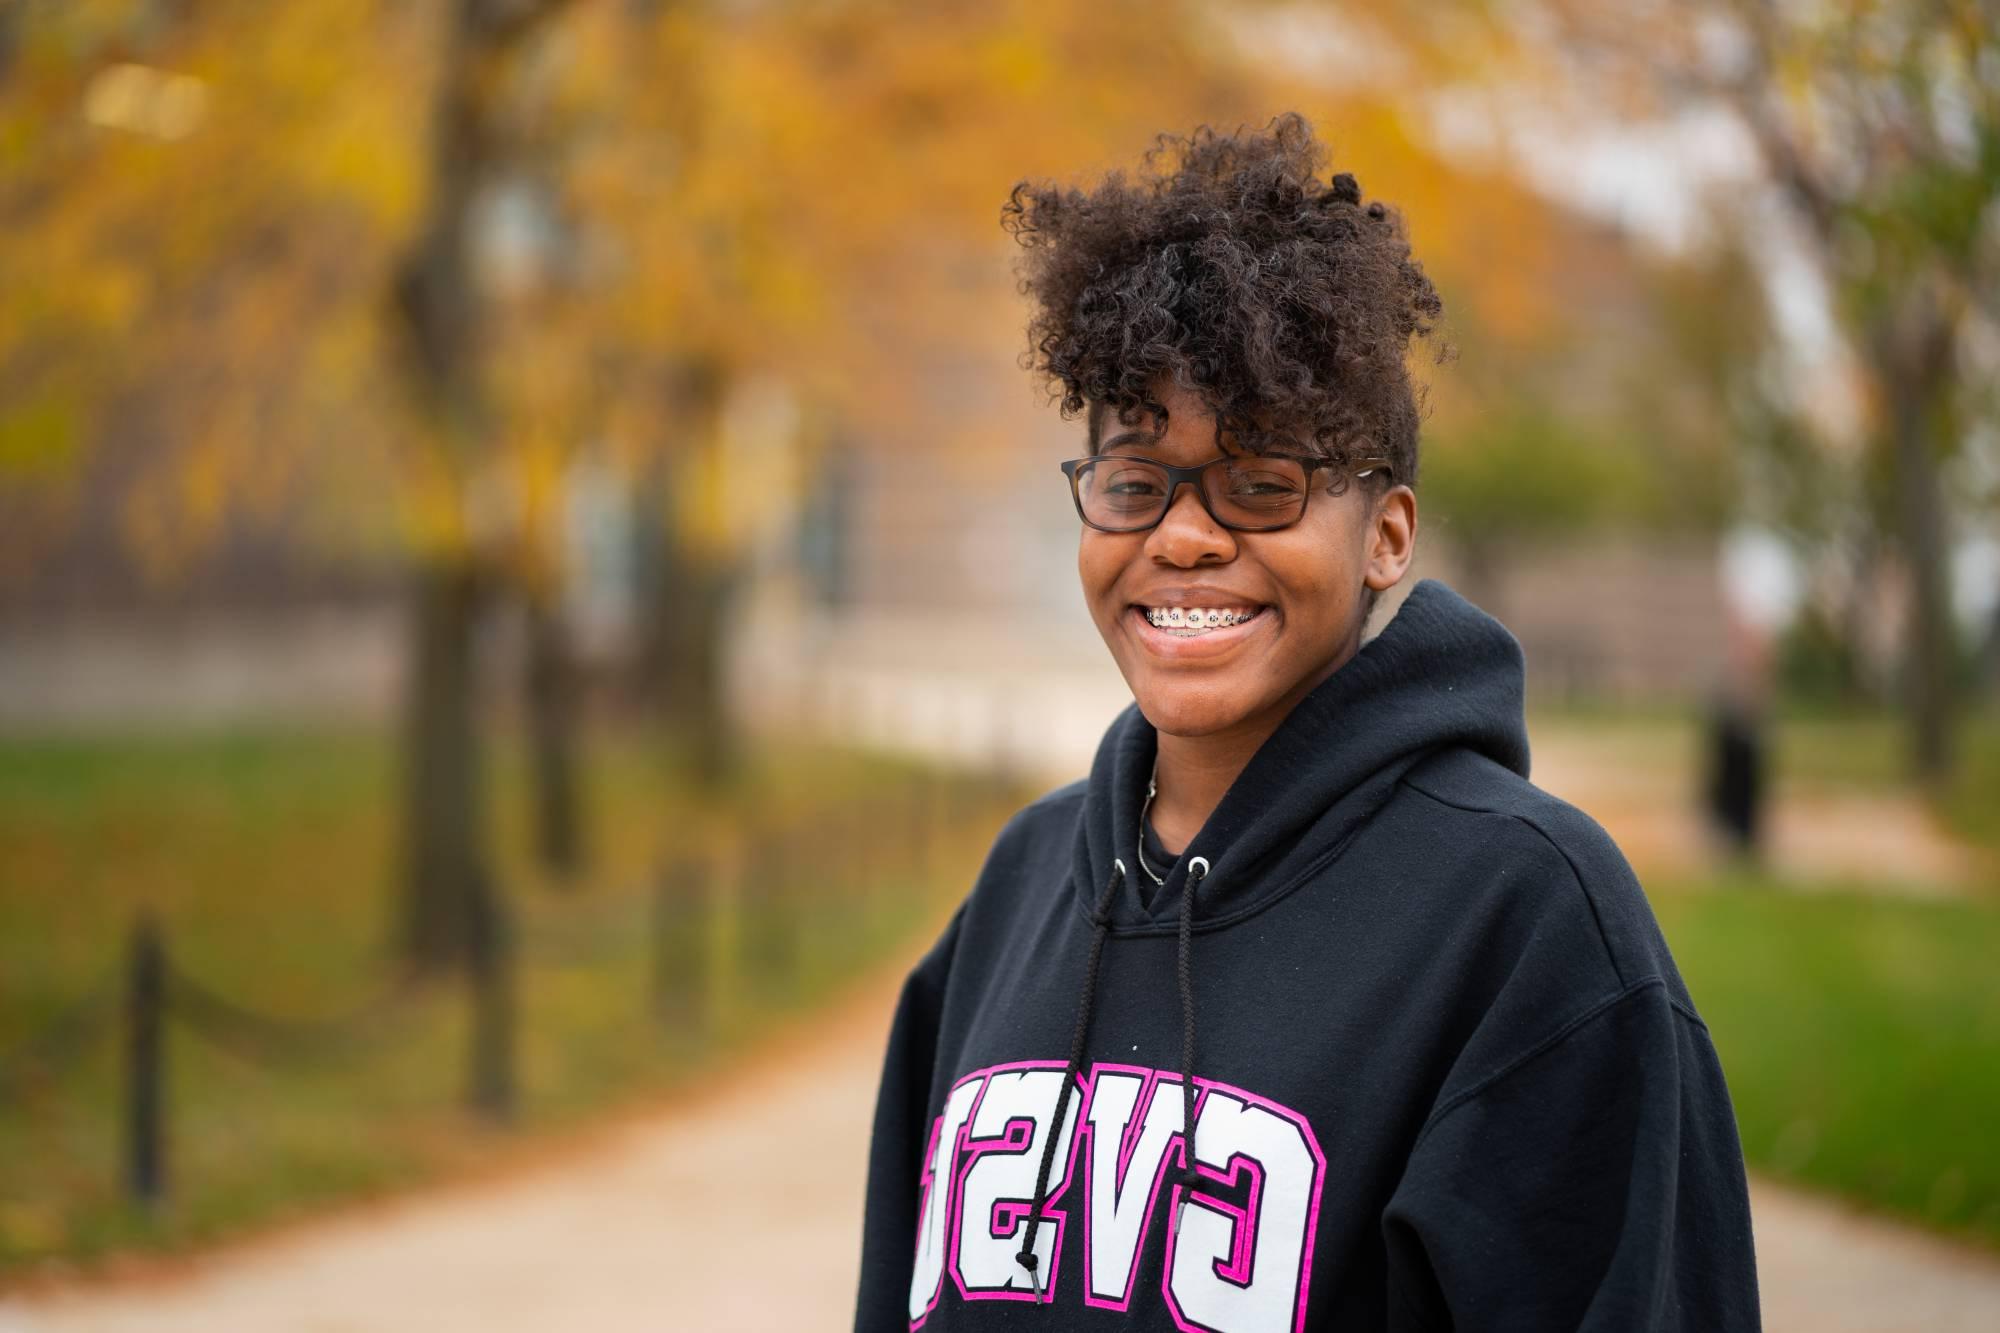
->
[3,360,1738,762]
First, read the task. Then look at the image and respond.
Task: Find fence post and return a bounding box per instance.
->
[124,910,167,1206]
[465,868,516,1121]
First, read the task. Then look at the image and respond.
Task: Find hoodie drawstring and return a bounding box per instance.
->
[1176,856,1208,1222]
[1017,854,1209,1302]
[1018,858,1125,1299]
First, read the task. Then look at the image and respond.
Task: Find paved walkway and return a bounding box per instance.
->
[1528,724,1983,895]
[0,984,892,1333]
[5,968,1998,1332]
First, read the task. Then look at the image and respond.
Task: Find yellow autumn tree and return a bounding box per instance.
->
[3,0,1722,969]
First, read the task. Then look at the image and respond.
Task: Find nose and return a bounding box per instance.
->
[1143,478,1236,567]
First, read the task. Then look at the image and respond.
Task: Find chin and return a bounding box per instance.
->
[1130,678,1262,739]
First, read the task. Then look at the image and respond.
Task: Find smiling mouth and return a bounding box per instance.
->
[1139,605,1265,637]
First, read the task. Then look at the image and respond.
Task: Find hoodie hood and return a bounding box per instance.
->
[1071,577,1531,933]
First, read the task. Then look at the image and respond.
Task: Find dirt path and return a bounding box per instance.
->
[5,966,1998,1333]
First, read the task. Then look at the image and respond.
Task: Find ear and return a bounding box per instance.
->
[1362,485,1417,591]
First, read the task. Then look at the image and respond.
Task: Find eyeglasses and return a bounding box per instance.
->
[1058,452,1392,533]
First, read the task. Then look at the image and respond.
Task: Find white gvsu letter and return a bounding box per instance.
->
[1084,1071,1185,1310]
[907,1078,983,1324]
[954,1067,1082,1294]
[1166,1089,1323,1333]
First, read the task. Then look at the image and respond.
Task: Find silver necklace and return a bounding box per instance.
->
[1137,760,1166,885]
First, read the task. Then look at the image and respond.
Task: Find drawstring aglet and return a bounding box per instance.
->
[1019,1249,1043,1301]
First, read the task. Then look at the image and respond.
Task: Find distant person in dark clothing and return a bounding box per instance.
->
[1706,695,1765,858]
[1704,610,1773,865]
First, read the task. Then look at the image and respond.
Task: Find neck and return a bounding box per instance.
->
[1148,730,1259,856]
[1149,636,1363,854]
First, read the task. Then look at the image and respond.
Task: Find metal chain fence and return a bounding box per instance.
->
[1,770,1013,1210]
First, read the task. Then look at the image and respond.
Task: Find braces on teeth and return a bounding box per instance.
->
[1145,607,1256,629]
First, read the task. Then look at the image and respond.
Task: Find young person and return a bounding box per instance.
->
[852,115,1761,1332]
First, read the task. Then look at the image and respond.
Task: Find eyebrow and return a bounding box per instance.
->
[1099,431,1164,452]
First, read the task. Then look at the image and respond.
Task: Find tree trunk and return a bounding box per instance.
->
[1889,388,1955,784]
[525,596,586,883]
[685,564,737,784]
[633,367,740,786]
[1876,293,1958,786]
[401,561,488,971]
[1980,598,2000,699]
[647,545,737,786]
[390,0,576,967]
[1837,534,1881,706]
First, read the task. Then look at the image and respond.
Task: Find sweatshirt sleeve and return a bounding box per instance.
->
[852,904,965,1333]
[1381,978,1761,1332]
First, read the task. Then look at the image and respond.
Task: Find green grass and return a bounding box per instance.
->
[1656,879,2000,1251]
[7,719,1999,1274]
[0,725,1011,1278]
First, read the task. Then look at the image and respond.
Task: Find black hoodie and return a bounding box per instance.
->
[852,578,1761,1331]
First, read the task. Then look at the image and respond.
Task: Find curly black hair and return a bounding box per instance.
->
[1002,113,1446,489]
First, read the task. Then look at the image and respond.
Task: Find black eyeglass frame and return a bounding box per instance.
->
[1058,452,1395,534]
